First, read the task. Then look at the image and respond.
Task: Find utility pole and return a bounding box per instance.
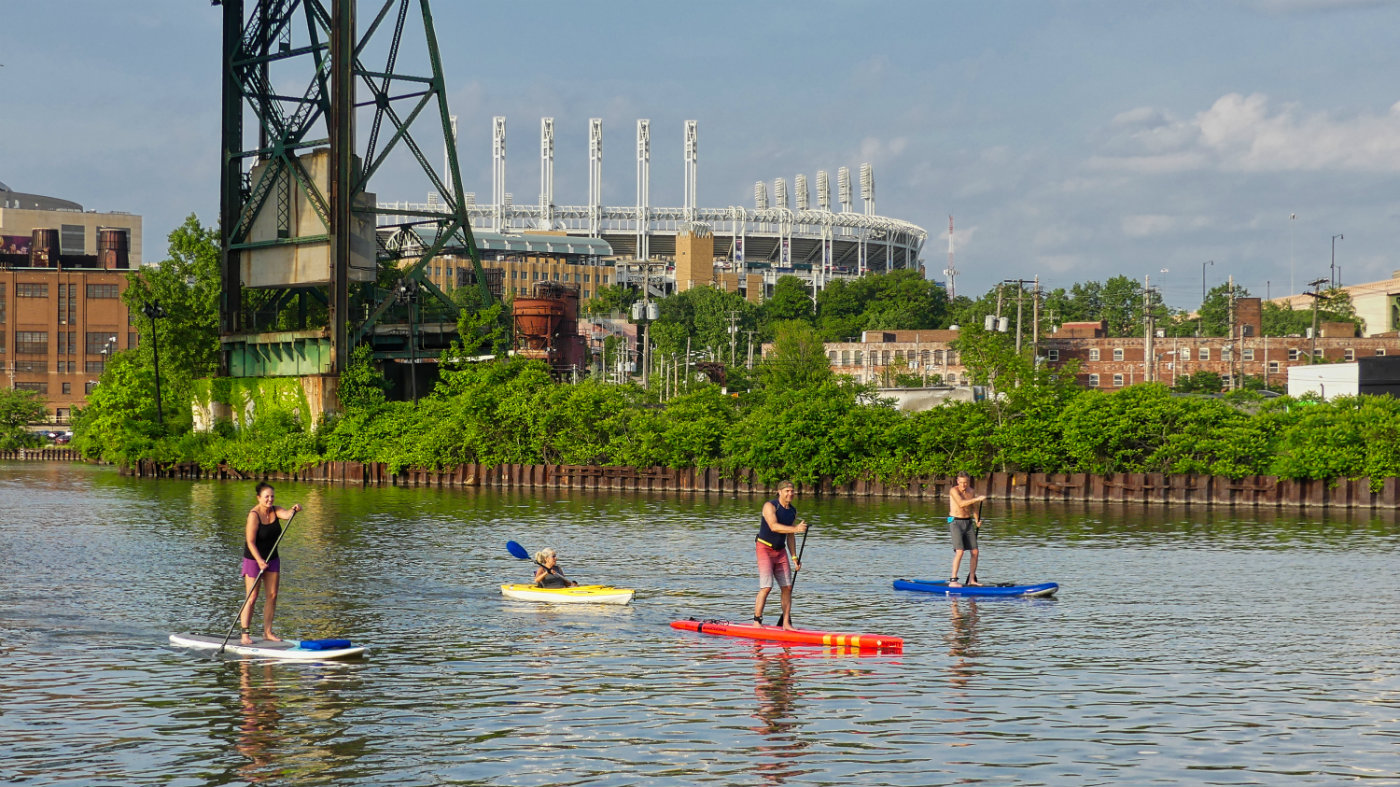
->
[1032,275,1040,358]
[1144,274,1154,383]
[1305,277,1329,364]
[1002,279,1036,354]
[745,329,758,369]
[1227,275,1236,390]
[726,310,741,367]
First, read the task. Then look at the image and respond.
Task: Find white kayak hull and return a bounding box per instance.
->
[500,583,634,605]
[169,633,366,660]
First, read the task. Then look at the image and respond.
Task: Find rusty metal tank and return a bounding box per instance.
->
[97,229,130,269]
[513,297,565,351]
[29,228,59,267]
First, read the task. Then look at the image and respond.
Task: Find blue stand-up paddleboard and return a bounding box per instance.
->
[893,578,1059,598]
[169,633,367,660]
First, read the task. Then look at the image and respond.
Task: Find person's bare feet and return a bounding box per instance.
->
[264,632,282,642]
[966,575,984,586]
[241,629,254,645]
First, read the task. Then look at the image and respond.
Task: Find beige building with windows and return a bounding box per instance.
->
[1,181,139,423]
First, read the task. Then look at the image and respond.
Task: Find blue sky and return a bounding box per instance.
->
[3,0,1399,309]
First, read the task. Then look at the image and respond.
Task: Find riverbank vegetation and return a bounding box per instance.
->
[71,217,1400,487]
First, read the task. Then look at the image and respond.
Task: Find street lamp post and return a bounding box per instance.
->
[396,280,419,402]
[142,301,166,426]
[1330,233,1344,289]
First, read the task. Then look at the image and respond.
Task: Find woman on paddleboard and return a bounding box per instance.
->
[754,480,807,631]
[532,548,578,589]
[240,482,300,645]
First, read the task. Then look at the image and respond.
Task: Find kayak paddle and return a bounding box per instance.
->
[506,540,571,584]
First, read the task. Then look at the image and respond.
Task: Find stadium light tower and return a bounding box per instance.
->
[816,170,830,212]
[540,118,554,228]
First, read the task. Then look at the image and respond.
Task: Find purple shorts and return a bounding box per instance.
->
[242,557,280,578]
[756,543,793,589]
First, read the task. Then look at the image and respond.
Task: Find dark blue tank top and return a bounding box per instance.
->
[756,498,797,550]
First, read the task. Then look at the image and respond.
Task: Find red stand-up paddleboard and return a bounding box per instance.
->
[671,618,903,652]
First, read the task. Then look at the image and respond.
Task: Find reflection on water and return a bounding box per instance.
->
[236,661,282,783]
[945,598,981,693]
[750,644,804,785]
[2,461,1400,787]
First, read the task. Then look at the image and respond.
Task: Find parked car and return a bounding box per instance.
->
[54,434,71,444]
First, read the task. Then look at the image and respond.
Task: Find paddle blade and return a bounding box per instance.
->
[506,541,531,560]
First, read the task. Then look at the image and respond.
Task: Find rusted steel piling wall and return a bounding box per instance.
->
[0,448,82,461]
[117,460,1400,509]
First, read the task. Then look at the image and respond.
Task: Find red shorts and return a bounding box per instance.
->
[755,542,793,589]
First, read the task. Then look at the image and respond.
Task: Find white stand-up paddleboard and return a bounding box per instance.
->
[169,633,366,660]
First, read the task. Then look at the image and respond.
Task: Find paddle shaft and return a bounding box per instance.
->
[218,509,297,655]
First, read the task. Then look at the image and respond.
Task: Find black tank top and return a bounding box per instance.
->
[756,498,797,550]
[242,509,282,561]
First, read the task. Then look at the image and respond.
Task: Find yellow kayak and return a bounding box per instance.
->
[500,583,635,605]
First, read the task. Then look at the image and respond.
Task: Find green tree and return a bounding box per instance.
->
[122,215,223,431]
[583,283,641,316]
[764,275,815,325]
[754,320,833,391]
[0,388,46,450]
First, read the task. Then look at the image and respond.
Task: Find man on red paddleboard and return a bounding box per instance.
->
[754,480,807,631]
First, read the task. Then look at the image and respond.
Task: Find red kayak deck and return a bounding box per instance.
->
[671,618,903,651]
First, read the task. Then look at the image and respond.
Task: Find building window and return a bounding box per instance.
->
[1222,374,1232,388]
[1089,348,1100,361]
[1313,348,1323,359]
[1269,361,1281,374]
[0,282,6,323]
[17,283,49,298]
[1088,373,1100,387]
[1112,373,1124,387]
[1288,348,1301,361]
[86,332,118,355]
[0,329,5,351]
[85,361,105,374]
[854,350,863,365]
[1243,348,1255,361]
[1345,349,1355,361]
[85,381,99,394]
[1047,349,1059,361]
[840,351,851,366]
[1378,349,1388,357]
[61,382,71,395]
[1223,347,1233,362]
[828,351,838,363]
[14,382,47,394]
[15,331,48,354]
[14,360,42,373]
[1198,347,1210,361]
[1112,348,1124,361]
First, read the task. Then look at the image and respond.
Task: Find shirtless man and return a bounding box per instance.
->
[947,471,986,587]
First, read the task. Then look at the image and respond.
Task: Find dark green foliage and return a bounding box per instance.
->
[0,388,47,450]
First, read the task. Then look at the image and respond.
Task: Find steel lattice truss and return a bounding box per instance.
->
[219,0,490,372]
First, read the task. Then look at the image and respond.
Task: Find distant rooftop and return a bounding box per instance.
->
[0,179,83,212]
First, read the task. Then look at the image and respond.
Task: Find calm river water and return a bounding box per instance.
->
[2,461,1399,786]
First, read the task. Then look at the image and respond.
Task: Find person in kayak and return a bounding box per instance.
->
[947,471,986,587]
[532,548,578,589]
[754,480,807,630]
[240,482,301,645]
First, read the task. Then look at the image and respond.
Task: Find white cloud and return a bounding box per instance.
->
[1091,92,1400,173]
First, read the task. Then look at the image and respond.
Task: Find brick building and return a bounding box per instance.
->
[813,296,1400,393]
[1,181,139,423]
